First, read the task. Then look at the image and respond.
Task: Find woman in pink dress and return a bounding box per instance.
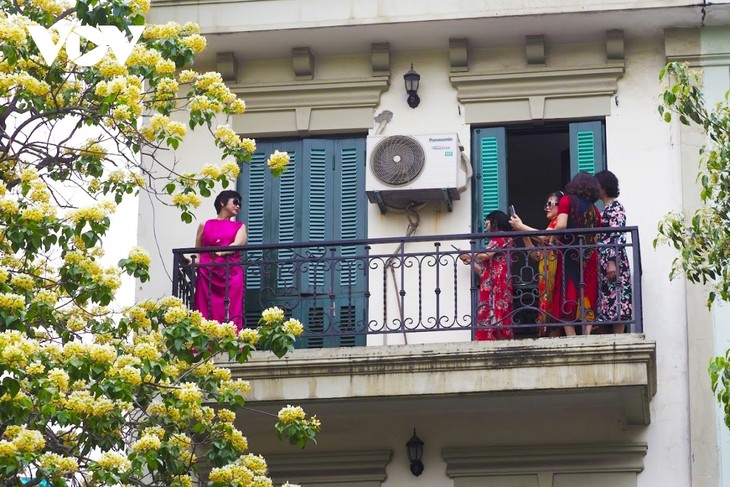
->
[194,190,248,331]
[459,210,514,341]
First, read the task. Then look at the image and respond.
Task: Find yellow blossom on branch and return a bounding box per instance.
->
[267,150,290,177]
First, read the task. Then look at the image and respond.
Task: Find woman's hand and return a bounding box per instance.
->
[607,261,617,282]
[509,215,524,230]
[458,253,472,264]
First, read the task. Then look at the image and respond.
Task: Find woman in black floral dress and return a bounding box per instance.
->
[595,170,632,333]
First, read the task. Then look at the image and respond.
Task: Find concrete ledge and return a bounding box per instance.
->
[224,335,656,423]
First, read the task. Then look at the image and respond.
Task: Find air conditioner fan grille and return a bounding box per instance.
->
[370,135,425,186]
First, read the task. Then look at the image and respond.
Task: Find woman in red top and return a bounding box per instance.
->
[459,210,514,341]
[552,173,602,336]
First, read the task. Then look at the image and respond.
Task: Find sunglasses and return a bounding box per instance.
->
[544,201,558,209]
[231,199,241,207]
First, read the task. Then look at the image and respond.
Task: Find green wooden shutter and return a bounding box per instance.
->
[334,138,367,347]
[472,127,507,232]
[239,146,268,290]
[297,139,332,348]
[569,121,606,176]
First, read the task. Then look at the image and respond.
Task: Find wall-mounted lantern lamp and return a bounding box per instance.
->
[403,64,421,108]
[406,429,424,476]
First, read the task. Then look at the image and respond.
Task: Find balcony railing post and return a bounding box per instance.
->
[632,228,643,333]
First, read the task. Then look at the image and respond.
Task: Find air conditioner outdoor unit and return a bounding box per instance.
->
[365,133,466,213]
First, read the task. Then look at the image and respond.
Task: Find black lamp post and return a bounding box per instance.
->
[403,64,421,108]
[406,429,424,476]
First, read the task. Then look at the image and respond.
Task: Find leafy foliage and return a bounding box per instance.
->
[656,61,730,430]
[0,0,308,485]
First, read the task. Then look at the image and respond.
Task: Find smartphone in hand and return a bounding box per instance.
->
[509,205,516,217]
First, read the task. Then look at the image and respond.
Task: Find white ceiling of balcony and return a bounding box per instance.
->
[148,4,730,64]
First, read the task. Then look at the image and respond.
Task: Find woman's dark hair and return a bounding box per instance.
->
[565,172,600,202]
[214,190,242,214]
[595,170,620,198]
[485,210,511,232]
[547,190,564,202]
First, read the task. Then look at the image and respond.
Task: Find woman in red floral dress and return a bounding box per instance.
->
[460,210,514,341]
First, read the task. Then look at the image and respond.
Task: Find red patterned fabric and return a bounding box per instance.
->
[475,236,514,341]
[551,195,601,324]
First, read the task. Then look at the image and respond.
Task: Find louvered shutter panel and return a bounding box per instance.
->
[239,143,271,326]
[569,121,606,176]
[472,128,507,232]
[333,138,367,347]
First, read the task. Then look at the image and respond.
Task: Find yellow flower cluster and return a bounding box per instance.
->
[0,440,17,457]
[48,368,70,393]
[218,379,251,395]
[240,453,268,475]
[267,150,290,174]
[29,179,50,202]
[173,475,193,487]
[208,464,255,485]
[128,246,151,266]
[164,305,189,324]
[0,17,28,46]
[178,70,198,84]
[221,161,241,179]
[261,306,285,324]
[252,476,274,487]
[97,451,132,472]
[132,433,162,452]
[132,342,161,361]
[180,35,207,53]
[25,361,45,375]
[69,201,116,224]
[10,273,34,291]
[39,453,79,474]
[225,428,248,452]
[30,0,66,15]
[64,391,129,417]
[125,305,152,328]
[212,366,232,381]
[62,342,117,365]
[199,164,222,179]
[33,289,58,308]
[79,140,108,160]
[149,114,187,137]
[158,296,184,308]
[143,21,182,40]
[282,318,304,336]
[190,95,222,113]
[3,426,45,453]
[200,319,237,340]
[230,98,246,114]
[98,58,128,78]
[14,72,51,96]
[110,364,142,386]
[0,331,39,367]
[174,382,202,404]
[217,408,236,423]
[129,0,150,14]
[192,406,215,425]
[171,193,202,208]
[0,199,19,215]
[277,405,306,424]
[238,328,259,345]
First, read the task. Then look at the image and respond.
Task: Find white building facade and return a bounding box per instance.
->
[137,2,730,486]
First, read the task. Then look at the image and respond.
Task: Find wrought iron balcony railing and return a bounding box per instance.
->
[172,227,642,348]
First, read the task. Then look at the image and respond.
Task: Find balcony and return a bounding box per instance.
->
[172,227,656,424]
[173,227,644,344]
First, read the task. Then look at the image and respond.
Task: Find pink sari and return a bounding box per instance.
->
[194,219,245,330]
